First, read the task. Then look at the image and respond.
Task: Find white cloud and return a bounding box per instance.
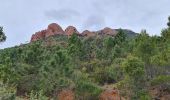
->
[83,15,106,31]
[45,9,80,20]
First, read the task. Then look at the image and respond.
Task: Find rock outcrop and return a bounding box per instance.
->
[30,23,136,42]
[82,30,96,37]
[97,27,117,36]
[65,26,79,36]
[31,23,65,42]
[46,23,65,36]
[31,31,46,42]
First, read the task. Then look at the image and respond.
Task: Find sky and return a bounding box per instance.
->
[0,0,170,49]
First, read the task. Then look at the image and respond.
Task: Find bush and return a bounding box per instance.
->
[151,75,170,86]
[29,90,48,100]
[0,82,16,100]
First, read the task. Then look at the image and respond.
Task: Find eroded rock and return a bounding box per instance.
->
[65,26,79,36]
[30,23,65,42]
[82,30,96,37]
[98,27,117,36]
[30,23,136,42]
[47,23,65,35]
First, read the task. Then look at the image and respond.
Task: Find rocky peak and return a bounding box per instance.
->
[98,27,117,36]
[30,23,65,42]
[47,23,65,35]
[65,26,79,36]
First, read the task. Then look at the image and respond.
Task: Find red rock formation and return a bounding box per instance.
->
[98,27,117,36]
[82,30,96,37]
[30,23,134,42]
[65,26,79,36]
[31,30,46,42]
[30,23,65,42]
[99,89,124,100]
[46,23,65,37]
[57,89,74,100]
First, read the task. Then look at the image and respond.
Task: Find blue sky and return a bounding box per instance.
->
[0,0,170,49]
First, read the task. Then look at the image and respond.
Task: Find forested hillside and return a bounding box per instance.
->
[0,17,170,100]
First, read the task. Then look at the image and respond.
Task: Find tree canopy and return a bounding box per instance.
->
[0,27,6,42]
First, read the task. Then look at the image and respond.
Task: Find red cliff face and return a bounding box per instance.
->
[65,26,79,36]
[31,23,65,42]
[31,30,46,42]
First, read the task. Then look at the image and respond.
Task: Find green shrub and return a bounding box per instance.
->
[29,90,48,100]
[0,82,16,100]
[151,75,170,86]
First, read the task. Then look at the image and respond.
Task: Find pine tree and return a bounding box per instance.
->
[167,16,170,28]
[0,27,6,42]
[114,29,126,45]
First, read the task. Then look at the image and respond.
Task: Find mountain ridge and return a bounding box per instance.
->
[31,23,137,42]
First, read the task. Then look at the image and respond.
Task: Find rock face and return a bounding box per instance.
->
[31,31,46,42]
[97,27,117,36]
[46,23,65,37]
[82,30,96,37]
[65,26,79,36]
[31,23,65,42]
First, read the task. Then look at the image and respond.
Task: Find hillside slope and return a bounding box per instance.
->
[0,24,170,100]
